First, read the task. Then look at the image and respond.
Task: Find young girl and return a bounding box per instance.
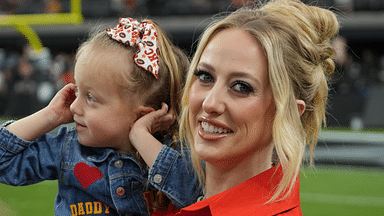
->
[0,17,200,216]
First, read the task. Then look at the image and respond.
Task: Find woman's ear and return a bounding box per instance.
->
[296,100,306,116]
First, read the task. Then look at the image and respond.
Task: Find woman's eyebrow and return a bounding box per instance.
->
[229,71,262,87]
[196,62,215,72]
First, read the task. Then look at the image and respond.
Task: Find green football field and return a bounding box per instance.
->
[0,166,383,215]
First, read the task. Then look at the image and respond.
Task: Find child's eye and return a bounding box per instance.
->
[231,81,254,95]
[75,86,79,97]
[87,93,95,102]
[194,70,214,83]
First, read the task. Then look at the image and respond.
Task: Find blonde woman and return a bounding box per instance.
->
[130,0,339,215]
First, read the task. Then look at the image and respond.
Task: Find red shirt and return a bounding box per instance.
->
[154,165,302,216]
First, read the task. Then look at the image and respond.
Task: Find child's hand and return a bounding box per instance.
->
[132,103,175,135]
[46,83,77,126]
[5,83,77,141]
[129,103,175,167]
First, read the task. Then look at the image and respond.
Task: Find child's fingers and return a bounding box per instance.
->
[57,84,77,108]
[65,83,76,90]
[149,107,168,119]
[157,112,175,130]
[161,102,169,112]
[134,103,174,134]
[65,84,77,103]
[149,103,169,119]
[60,83,76,95]
[159,113,175,124]
[166,109,175,119]
[160,102,175,120]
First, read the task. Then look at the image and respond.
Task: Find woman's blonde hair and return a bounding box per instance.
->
[180,0,339,202]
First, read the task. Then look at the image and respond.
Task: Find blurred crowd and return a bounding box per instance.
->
[0,0,244,17]
[1,35,383,120]
[1,0,378,18]
[331,36,384,95]
[0,46,74,117]
[325,36,384,128]
[1,0,384,127]
[0,0,65,14]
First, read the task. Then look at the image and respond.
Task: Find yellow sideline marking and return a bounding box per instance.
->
[0,0,83,51]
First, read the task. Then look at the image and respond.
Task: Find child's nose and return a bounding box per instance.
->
[70,97,82,116]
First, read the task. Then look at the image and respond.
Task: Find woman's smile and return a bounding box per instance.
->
[198,117,234,141]
[201,122,232,134]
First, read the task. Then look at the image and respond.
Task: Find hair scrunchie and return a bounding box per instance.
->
[106,17,159,79]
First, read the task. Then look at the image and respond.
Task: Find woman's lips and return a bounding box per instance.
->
[198,116,233,131]
[197,117,233,141]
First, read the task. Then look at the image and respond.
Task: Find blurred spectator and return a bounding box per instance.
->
[334,0,354,13]
[331,36,352,94]
[361,49,380,86]
[111,0,149,17]
[110,0,125,14]
[1,52,19,117]
[231,0,254,7]
[379,55,384,83]
[333,36,348,66]
[44,0,62,13]
[0,0,18,15]
[0,49,8,115]
[4,46,37,117]
[1,0,59,15]
[326,36,371,128]
[1,45,73,118]
[329,36,381,96]
[32,47,56,106]
[16,0,45,14]
[51,52,74,90]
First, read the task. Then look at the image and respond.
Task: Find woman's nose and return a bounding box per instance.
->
[202,84,225,115]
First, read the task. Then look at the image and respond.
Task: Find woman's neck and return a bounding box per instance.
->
[204,145,274,198]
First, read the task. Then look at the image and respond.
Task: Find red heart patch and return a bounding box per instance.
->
[74,162,103,189]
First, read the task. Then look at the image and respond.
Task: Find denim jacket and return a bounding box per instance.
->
[0,121,201,216]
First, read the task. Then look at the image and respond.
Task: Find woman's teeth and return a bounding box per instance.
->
[201,122,232,134]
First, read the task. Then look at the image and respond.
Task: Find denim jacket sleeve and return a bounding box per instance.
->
[0,121,63,186]
[148,142,202,209]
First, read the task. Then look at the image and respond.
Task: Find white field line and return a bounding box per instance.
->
[319,131,384,144]
[301,192,384,207]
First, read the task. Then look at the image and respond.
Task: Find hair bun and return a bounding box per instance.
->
[319,44,336,75]
[308,5,339,44]
[262,0,338,76]
[309,5,338,76]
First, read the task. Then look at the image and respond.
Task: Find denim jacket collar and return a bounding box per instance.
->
[84,145,144,168]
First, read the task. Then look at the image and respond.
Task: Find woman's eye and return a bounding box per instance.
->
[231,81,254,95]
[194,70,214,83]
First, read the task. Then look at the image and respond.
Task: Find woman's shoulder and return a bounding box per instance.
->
[178,166,301,216]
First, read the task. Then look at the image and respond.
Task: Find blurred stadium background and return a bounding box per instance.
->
[0,0,383,215]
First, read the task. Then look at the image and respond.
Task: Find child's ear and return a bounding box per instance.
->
[138,106,155,118]
[296,100,306,116]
